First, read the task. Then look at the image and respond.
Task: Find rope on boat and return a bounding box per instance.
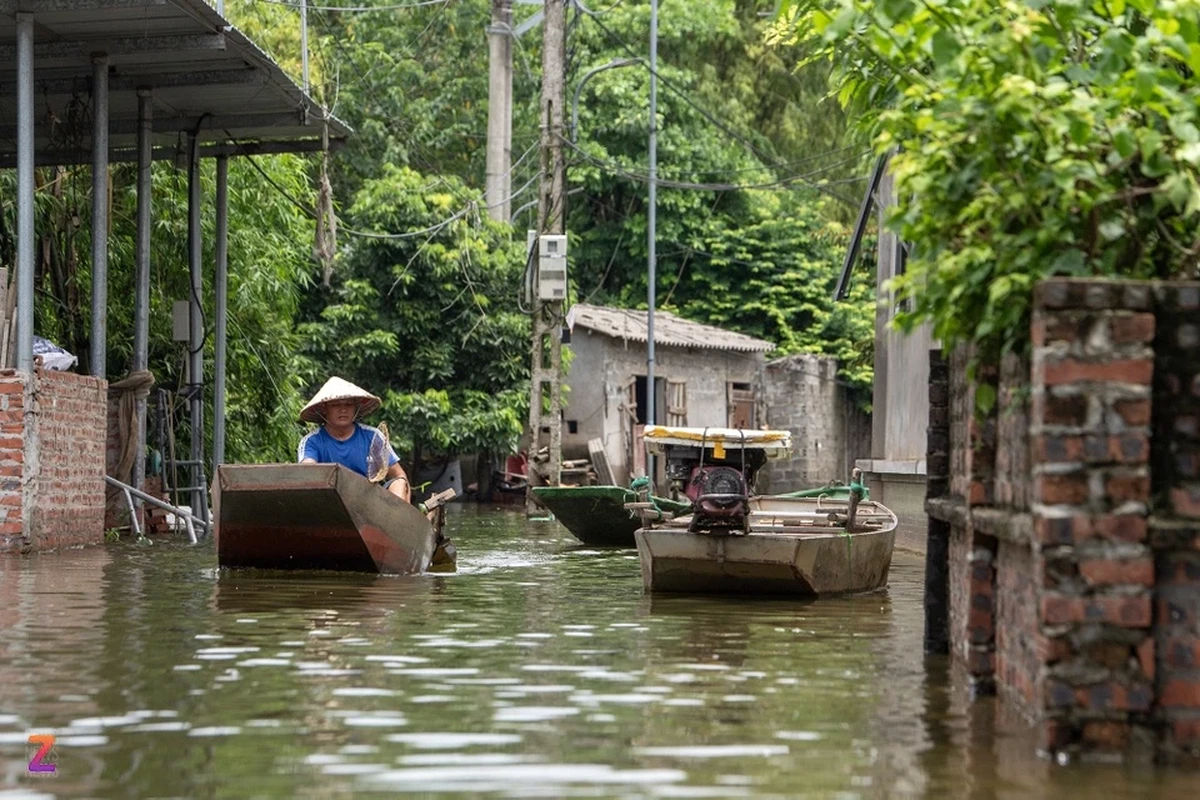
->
[629,475,665,521]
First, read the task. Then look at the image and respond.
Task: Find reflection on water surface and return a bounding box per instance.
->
[0,507,1195,797]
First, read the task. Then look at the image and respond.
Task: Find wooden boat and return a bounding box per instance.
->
[530,485,691,546]
[214,463,451,574]
[630,426,897,597]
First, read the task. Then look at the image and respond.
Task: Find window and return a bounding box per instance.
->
[666,380,687,426]
[727,382,756,428]
[631,376,670,425]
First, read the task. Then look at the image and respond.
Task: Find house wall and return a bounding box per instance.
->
[561,330,765,484]
[861,171,935,554]
[873,171,936,463]
[761,353,871,494]
[0,369,108,554]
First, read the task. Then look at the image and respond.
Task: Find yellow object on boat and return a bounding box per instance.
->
[643,425,792,458]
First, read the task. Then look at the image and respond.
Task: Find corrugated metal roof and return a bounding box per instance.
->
[567,303,773,353]
[0,0,349,161]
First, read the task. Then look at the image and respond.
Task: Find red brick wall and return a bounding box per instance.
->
[929,277,1200,763]
[0,372,25,553]
[1030,278,1157,758]
[995,354,1031,510]
[31,370,107,550]
[1150,283,1200,761]
[0,370,107,554]
[996,540,1038,711]
[949,347,972,501]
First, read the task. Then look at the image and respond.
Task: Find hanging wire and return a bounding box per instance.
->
[254,0,450,11]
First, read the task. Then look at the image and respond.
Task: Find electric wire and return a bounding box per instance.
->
[254,0,450,12]
[578,5,861,206]
[565,139,866,192]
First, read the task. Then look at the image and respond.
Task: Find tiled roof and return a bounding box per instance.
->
[566,304,773,353]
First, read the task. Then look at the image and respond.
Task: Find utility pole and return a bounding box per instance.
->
[646,0,659,484]
[526,0,566,514]
[486,0,513,222]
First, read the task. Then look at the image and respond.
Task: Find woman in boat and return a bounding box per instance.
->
[297,377,412,503]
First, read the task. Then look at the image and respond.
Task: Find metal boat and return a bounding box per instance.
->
[530,485,691,546]
[630,426,898,596]
[214,463,448,574]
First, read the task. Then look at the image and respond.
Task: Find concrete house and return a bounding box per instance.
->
[836,157,936,552]
[561,305,773,485]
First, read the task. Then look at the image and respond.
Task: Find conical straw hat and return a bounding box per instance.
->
[299,377,382,423]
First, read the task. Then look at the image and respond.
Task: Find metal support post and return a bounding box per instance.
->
[646,0,659,484]
[186,133,207,527]
[90,53,109,378]
[212,155,229,468]
[15,13,34,374]
[133,88,152,507]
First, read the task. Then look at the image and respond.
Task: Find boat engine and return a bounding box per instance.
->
[686,465,749,531]
[663,441,767,534]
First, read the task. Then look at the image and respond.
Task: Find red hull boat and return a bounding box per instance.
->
[214,463,438,574]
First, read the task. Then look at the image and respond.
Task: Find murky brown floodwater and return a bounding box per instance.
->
[0,507,1196,798]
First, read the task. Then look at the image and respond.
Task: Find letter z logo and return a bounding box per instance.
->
[28,734,56,773]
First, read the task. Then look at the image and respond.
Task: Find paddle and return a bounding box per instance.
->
[369,422,457,572]
[423,488,458,572]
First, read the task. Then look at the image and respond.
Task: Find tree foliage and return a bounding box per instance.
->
[298,165,529,466]
[667,194,876,391]
[775,0,1200,368]
[3,154,318,464]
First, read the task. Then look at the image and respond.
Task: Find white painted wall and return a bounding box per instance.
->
[561,329,766,483]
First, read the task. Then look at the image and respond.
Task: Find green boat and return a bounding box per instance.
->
[530,485,692,547]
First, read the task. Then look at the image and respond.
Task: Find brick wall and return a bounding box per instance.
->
[996,354,1031,510]
[1031,279,1158,758]
[1150,283,1200,762]
[927,277,1200,763]
[30,370,107,550]
[0,369,107,554]
[0,372,25,552]
[996,540,1038,709]
[762,353,871,492]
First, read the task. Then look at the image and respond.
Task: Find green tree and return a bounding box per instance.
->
[298,165,529,467]
[775,0,1200,372]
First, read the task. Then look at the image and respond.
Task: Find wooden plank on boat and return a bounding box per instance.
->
[588,438,615,485]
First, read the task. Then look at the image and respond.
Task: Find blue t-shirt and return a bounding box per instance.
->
[297,423,399,479]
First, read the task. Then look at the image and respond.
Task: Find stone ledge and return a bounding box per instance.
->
[925,496,1034,546]
[1150,517,1200,550]
[857,458,927,476]
[927,496,968,527]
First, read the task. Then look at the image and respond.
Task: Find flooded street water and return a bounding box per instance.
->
[0,507,1195,798]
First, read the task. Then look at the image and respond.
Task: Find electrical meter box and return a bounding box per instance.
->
[172,300,190,342]
[537,234,568,301]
